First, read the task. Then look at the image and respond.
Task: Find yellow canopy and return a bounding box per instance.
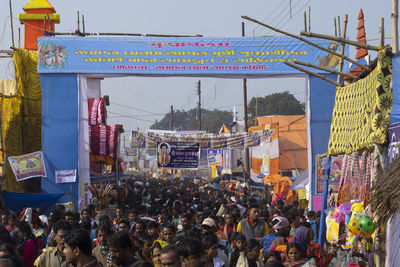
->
[23,0,56,12]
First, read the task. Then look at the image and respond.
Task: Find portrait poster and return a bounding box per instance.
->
[131,131,146,148]
[208,149,223,166]
[157,142,200,169]
[316,154,343,194]
[8,151,47,181]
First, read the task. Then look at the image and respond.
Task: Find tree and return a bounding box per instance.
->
[248,91,304,120]
[150,108,233,133]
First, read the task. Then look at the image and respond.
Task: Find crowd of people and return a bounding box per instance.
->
[0,177,349,267]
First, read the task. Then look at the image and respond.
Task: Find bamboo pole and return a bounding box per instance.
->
[294,60,357,79]
[284,61,343,87]
[241,15,369,70]
[337,14,348,83]
[379,18,385,48]
[82,14,85,34]
[77,11,80,32]
[50,32,202,37]
[334,17,337,36]
[304,11,307,32]
[337,16,341,37]
[308,6,311,32]
[18,28,20,48]
[9,0,14,47]
[300,31,381,51]
[392,0,399,54]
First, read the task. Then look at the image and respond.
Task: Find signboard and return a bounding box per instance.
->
[315,154,343,194]
[8,151,47,181]
[134,130,274,149]
[38,37,348,75]
[131,131,146,148]
[55,169,77,184]
[208,149,223,166]
[157,142,200,169]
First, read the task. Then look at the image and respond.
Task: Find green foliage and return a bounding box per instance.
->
[248,91,304,119]
[150,108,233,133]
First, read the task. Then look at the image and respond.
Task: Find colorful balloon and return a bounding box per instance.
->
[358,216,375,233]
[348,217,360,234]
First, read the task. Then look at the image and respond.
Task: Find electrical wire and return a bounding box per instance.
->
[107,111,155,122]
[252,1,289,33]
[110,102,165,115]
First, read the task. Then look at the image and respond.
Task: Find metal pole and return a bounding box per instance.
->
[392,0,399,54]
[242,22,250,178]
[9,0,15,47]
[198,80,201,131]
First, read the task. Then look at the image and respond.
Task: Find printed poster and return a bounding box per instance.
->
[55,169,77,183]
[131,131,146,148]
[316,154,343,194]
[8,151,47,181]
[157,142,200,169]
[208,149,223,166]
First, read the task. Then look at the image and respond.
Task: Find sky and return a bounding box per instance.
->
[0,0,393,136]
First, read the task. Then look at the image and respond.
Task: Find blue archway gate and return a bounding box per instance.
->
[38,36,346,210]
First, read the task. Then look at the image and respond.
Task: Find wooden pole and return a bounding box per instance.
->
[294,60,357,79]
[284,61,343,87]
[9,0,15,47]
[70,185,75,212]
[170,105,174,130]
[379,18,385,48]
[308,6,311,32]
[198,80,201,131]
[304,11,307,32]
[337,16,341,37]
[242,22,250,179]
[337,14,348,83]
[82,14,85,34]
[241,16,369,70]
[18,28,20,48]
[300,31,381,51]
[334,17,337,36]
[392,0,399,54]
[77,11,80,32]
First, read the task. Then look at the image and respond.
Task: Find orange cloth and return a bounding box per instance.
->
[249,115,307,171]
[264,174,297,205]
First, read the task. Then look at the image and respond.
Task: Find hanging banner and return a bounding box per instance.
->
[157,142,200,169]
[55,169,77,184]
[315,154,343,194]
[131,131,147,148]
[8,151,47,181]
[208,149,223,166]
[38,36,348,76]
[134,130,274,149]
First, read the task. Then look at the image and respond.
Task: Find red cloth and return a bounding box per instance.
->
[90,125,119,158]
[22,239,37,267]
[88,97,107,126]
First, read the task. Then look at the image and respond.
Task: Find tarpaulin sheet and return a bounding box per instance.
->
[40,73,79,209]
[38,36,348,76]
[308,74,337,203]
[391,54,400,123]
[3,191,66,213]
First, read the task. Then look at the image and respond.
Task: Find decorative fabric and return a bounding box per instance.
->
[88,97,107,126]
[90,125,119,159]
[336,152,373,206]
[328,51,392,155]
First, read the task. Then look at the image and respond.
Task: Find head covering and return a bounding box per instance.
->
[272,216,290,230]
[295,226,310,245]
[202,218,216,227]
